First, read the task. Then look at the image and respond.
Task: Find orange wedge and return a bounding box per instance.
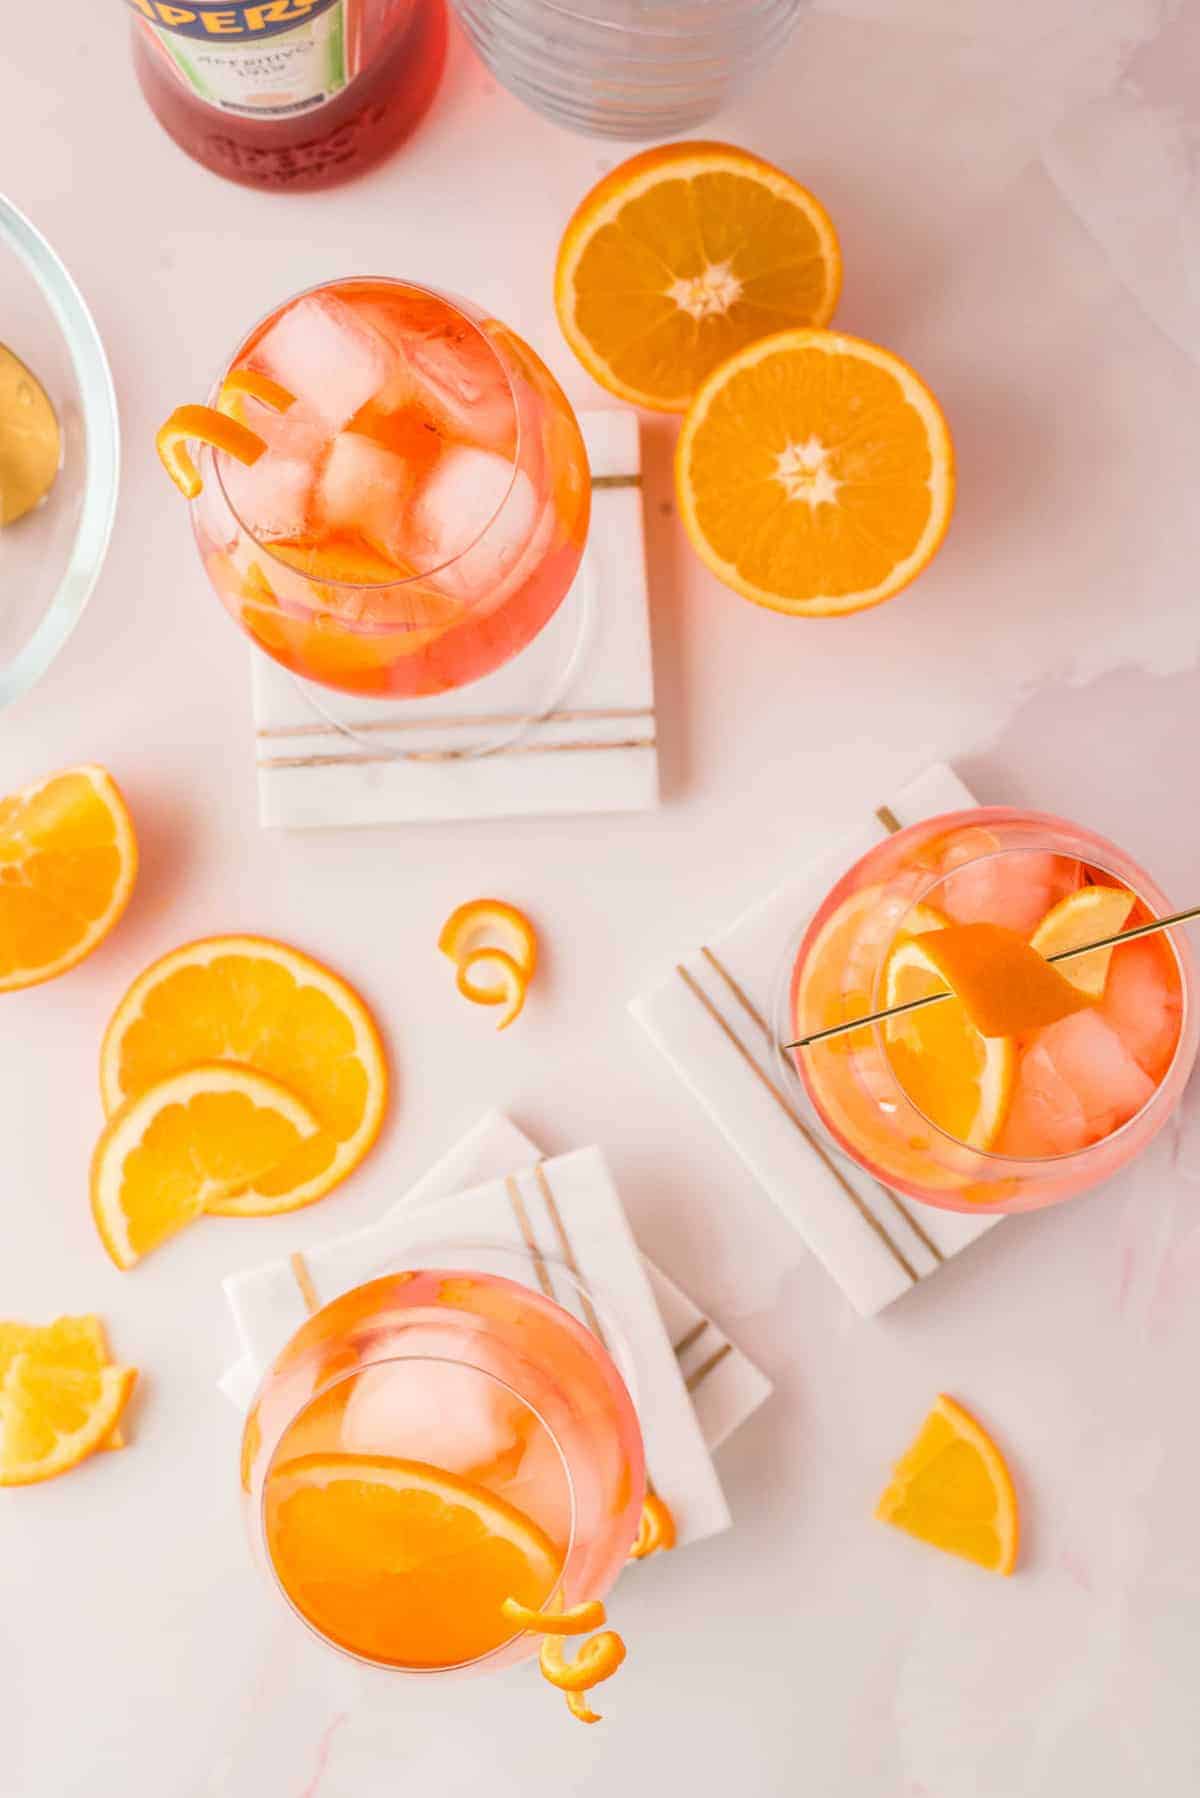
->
[0,764,137,992]
[264,1454,563,1669]
[875,1394,1019,1575]
[677,329,955,616]
[1029,885,1136,998]
[0,1355,137,1486]
[156,403,266,500]
[555,142,841,412]
[882,915,1015,1149]
[100,935,388,1216]
[0,1315,126,1449]
[908,921,1096,1038]
[91,1063,321,1270]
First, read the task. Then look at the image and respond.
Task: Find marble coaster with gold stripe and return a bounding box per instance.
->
[220,1112,772,1548]
[630,762,1004,1317]
[249,409,658,829]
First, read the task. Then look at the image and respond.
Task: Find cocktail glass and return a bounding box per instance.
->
[776,808,1198,1214]
[241,1261,645,1676]
[187,277,591,752]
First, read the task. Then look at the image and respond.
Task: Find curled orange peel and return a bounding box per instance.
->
[456,948,528,1030]
[217,368,297,419]
[540,1629,627,1723]
[501,1595,606,1635]
[566,1690,602,1724]
[908,921,1096,1038]
[629,1491,677,1559]
[439,898,538,982]
[156,404,266,501]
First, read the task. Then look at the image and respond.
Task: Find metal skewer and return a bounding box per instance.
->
[784,901,1200,1051]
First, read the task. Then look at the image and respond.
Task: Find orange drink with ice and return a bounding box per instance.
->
[783,810,1198,1212]
[241,1270,645,1677]
[187,279,590,697]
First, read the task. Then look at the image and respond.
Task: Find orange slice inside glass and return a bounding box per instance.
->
[1028,885,1136,997]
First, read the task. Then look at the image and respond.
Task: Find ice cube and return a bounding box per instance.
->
[408,447,537,595]
[940,851,1082,935]
[316,430,414,562]
[998,1040,1090,1158]
[340,1359,526,1477]
[219,408,325,543]
[1018,1010,1156,1151]
[249,294,390,433]
[1100,936,1184,1082]
[405,326,517,455]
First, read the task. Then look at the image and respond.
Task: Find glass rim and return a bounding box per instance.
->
[207,274,524,591]
[0,194,120,709]
[776,818,1195,1177]
[259,1349,578,1679]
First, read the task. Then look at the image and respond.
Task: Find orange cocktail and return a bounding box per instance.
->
[241,1270,645,1675]
[191,278,590,697]
[783,809,1198,1213]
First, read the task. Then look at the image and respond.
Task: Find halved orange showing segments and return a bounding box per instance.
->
[100,935,388,1215]
[0,765,137,992]
[265,1454,563,1669]
[876,1394,1019,1575]
[556,142,841,413]
[677,329,954,616]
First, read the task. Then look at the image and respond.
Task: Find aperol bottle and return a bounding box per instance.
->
[125,0,446,193]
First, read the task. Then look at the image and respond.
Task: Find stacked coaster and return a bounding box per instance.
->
[219,1111,773,1548]
[631,764,1003,1317]
[250,410,659,828]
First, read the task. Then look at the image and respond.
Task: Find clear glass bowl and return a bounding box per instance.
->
[450,0,806,139]
[0,196,119,708]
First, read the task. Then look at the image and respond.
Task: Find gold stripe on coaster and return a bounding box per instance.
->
[591,472,642,491]
[256,706,654,743]
[289,1251,320,1316]
[675,965,919,1285]
[686,1342,732,1392]
[701,945,770,1042]
[505,1174,554,1299]
[673,1317,709,1358]
[259,737,656,771]
[534,1162,607,1344]
[875,805,903,835]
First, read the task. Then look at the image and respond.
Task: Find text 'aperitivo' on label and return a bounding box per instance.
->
[124,0,352,118]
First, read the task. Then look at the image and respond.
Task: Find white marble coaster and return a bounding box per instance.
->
[250,410,658,828]
[631,764,1003,1318]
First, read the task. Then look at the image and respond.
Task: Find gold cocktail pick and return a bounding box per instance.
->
[0,342,61,526]
[784,901,1200,1051]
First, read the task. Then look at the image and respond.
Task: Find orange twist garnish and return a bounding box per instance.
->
[216,368,297,420]
[156,404,267,501]
[629,1491,677,1559]
[456,948,528,1030]
[501,1596,606,1635]
[539,1630,627,1725]
[439,899,538,1031]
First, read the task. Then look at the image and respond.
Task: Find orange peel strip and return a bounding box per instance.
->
[156,404,267,501]
[566,1690,602,1725]
[629,1491,678,1559]
[217,369,297,418]
[908,921,1097,1038]
[439,899,538,983]
[540,1629,627,1724]
[501,1596,606,1635]
[456,948,528,1030]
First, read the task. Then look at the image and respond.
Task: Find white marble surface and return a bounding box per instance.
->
[5,4,1200,1793]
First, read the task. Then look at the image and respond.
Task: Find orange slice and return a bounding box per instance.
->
[99,935,388,1216]
[91,1063,321,1270]
[1029,885,1136,998]
[539,1630,628,1724]
[0,1355,137,1486]
[555,142,841,412]
[0,1315,126,1449]
[907,921,1096,1038]
[264,1454,563,1669]
[438,898,538,983]
[156,403,266,501]
[629,1492,677,1559]
[875,1394,1019,1575]
[882,915,1015,1149]
[0,764,137,992]
[677,329,954,616]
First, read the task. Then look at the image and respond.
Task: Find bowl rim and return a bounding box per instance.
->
[0,195,119,708]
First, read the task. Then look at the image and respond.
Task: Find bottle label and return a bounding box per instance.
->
[126,1,351,117]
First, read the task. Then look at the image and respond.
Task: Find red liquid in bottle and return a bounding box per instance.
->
[129,0,446,193]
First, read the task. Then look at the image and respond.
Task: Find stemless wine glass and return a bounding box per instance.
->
[241,1261,645,1676]
[776,808,1199,1215]
[450,0,806,139]
[188,276,591,708]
